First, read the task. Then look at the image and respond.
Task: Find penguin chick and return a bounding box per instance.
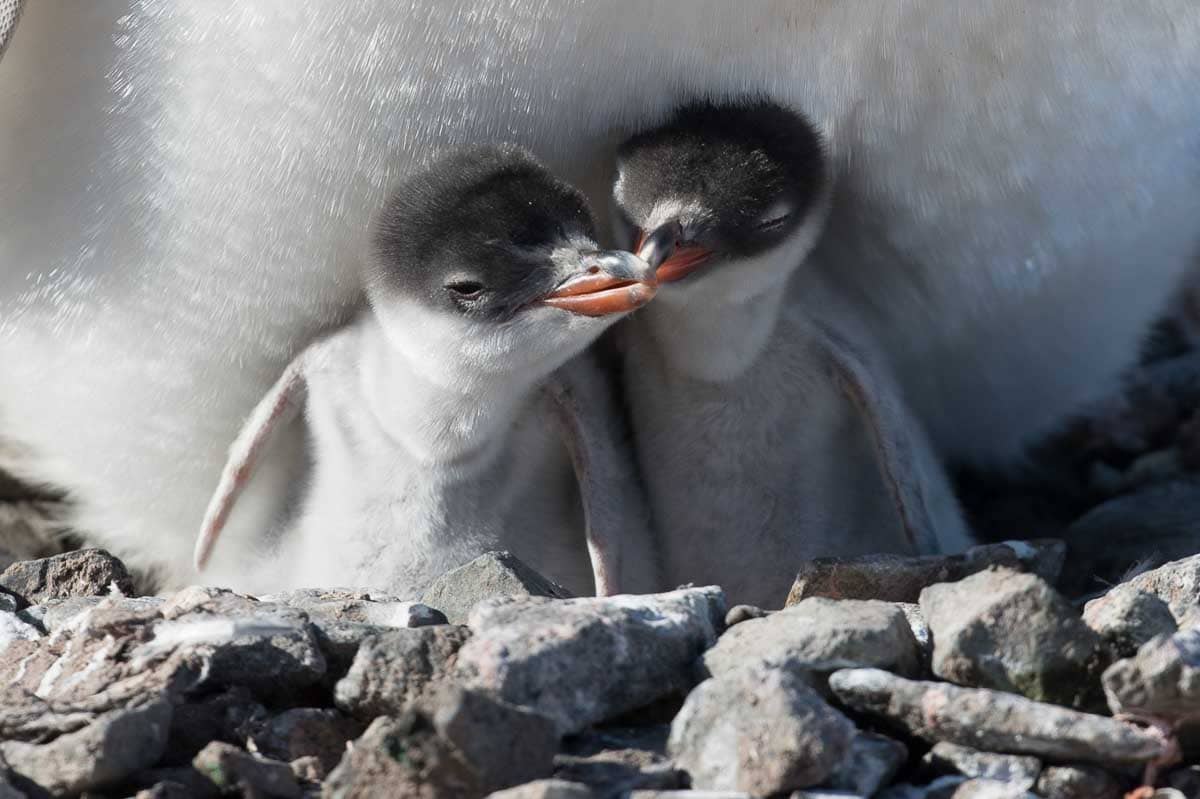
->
[613,100,973,607]
[195,144,660,597]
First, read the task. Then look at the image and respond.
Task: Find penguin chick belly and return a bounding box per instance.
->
[628,307,911,609]
[282,359,590,597]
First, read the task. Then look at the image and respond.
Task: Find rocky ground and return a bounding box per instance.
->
[5,326,1200,798]
[0,541,1198,798]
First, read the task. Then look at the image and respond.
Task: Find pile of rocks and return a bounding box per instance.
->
[1,544,1199,798]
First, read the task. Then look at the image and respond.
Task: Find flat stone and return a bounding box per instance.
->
[828,668,1166,765]
[243,707,364,773]
[0,698,172,795]
[192,741,301,798]
[310,618,392,683]
[260,588,447,628]
[669,663,855,794]
[421,551,572,625]
[786,540,1066,605]
[1034,765,1124,799]
[919,743,1041,791]
[0,548,134,604]
[1102,627,1200,721]
[139,593,326,703]
[1088,553,1200,619]
[1083,589,1178,658]
[487,780,597,798]
[334,626,471,720]
[919,568,1106,707]
[457,587,725,735]
[823,731,907,796]
[703,598,921,680]
[326,697,555,799]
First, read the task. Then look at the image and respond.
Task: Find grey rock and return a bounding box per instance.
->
[0,590,17,614]
[828,668,1166,765]
[192,741,301,798]
[1083,589,1178,658]
[326,701,553,799]
[1090,553,1200,619]
[421,551,572,625]
[163,687,266,766]
[1102,627,1200,720]
[142,591,326,703]
[1058,483,1200,597]
[16,595,103,633]
[824,731,907,796]
[919,568,1106,707]
[919,743,1041,791]
[0,698,172,795]
[259,588,447,628]
[704,598,921,680]
[334,626,471,720]
[0,547,134,603]
[1034,765,1123,799]
[243,707,363,774]
[310,619,392,682]
[487,780,597,799]
[289,755,326,784]
[786,540,1066,605]
[724,605,770,627]
[1178,604,1200,630]
[431,685,558,791]
[457,587,726,735]
[669,663,856,794]
[555,726,681,796]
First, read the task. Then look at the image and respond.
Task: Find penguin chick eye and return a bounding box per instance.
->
[753,213,792,233]
[444,280,486,299]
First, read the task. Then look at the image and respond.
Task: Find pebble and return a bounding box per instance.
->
[918,743,1041,791]
[1102,626,1200,721]
[421,551,572,624]
[668,663,855,795]
[487,780,597,799]
[1089,552,1200,619]
[920,568,1106,707]
[259,588,448,628]
[192,741,300,798]
[703,597,922,680]
[827,668,1167,764]
[785,540,1066,605]
[0,548,134,604]
[334,626,471,720]
[1034,764,1124,799]
[823,730,907,796]
[1083,588,1178,658]
[456,587,726,735]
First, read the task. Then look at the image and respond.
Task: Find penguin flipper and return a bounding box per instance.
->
[193,352,310,571]
[545,350,661,596]
[814,320,975,556]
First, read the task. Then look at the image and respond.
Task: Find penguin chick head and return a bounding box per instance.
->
[368,144,656,379]
[613,99,829,304]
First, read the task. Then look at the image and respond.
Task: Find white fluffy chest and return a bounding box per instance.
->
[281,367,587,597]
[626,307,910,607]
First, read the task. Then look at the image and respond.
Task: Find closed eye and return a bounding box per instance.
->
[754,213,792,232]
[445,280,485,298]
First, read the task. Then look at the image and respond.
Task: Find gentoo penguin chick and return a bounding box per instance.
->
[614,100,973,608]
[194,145,660,597]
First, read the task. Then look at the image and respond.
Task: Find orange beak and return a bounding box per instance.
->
[541,251,657,316]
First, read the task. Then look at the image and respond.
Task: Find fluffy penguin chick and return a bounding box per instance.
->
[195,145,660,597]
[614,100,974,608]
